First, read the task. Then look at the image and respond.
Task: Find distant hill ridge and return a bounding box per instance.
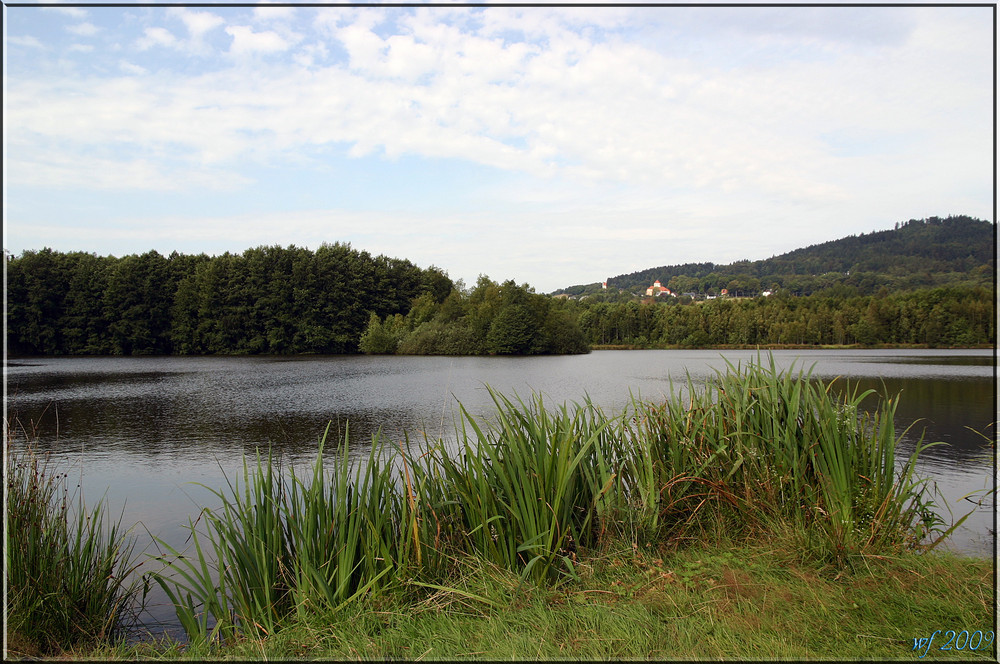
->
[557,215,994,297]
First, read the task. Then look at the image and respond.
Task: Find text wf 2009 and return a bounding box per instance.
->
[912,630,994,658]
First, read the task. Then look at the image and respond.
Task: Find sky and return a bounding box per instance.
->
[2,4,994,293]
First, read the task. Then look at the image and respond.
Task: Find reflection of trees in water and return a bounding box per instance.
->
[7,397,428,466]
[825,376,994,462]
[9,357,993,468]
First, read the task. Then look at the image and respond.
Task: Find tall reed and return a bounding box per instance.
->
[417,389,617,583]
[150,425,408,645]
[613,356,940,562]
[5,444,143,655]
[150,355,945,643]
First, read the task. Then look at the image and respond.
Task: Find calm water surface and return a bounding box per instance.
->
[5,349,996,638]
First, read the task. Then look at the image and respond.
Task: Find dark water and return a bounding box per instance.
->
[5,349,995,639]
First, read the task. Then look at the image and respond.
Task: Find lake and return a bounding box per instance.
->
[5,348,995,639]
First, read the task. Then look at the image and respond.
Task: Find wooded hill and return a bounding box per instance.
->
[557,215,994,298]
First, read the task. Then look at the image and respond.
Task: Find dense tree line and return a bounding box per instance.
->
[6,245,453,356]
[569,286,994,348]
[6,239,992,357]
[359,276,589,355]
[561,216,994,298]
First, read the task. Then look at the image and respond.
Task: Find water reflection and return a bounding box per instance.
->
[7,349,994,474]
[825,376,995,461]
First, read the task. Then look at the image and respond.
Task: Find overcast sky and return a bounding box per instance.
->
[3,4,993,293]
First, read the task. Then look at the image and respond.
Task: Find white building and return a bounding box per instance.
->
[646,280,675,297]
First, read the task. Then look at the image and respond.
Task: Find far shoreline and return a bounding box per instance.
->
[4,344,996,362]
[590,343,996,351]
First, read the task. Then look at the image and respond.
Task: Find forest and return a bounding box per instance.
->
[359,276,588,355]
[5,244,587,357]
[559,216,994,298]
[568,286,993,348]
[5,216,995,356]
[6,244,451,356]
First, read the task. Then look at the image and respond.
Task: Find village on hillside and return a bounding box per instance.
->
[554,279,773,302]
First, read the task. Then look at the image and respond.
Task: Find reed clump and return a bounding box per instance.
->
[608,356,939,563]
[149,429,410,646]
[5,444,143,656]
[149,356,946,645]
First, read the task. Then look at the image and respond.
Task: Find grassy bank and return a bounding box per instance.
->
[6,355,995,659]
[88,540,994,660]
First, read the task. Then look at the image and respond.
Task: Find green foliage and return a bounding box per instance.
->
[538,307,590,354]
[361,277,590,356]
[12,216,990,357]
[612,356,941,563]
[574,286,993,348]
[4,251,597,357]
[5,444,143,655]
[100,543,993,661]
[587,215,993,297]
[7,244,452,356]
[485,304,535,354]
[425,390,616,583]
[359,312,405,354]
[149,429,407,646]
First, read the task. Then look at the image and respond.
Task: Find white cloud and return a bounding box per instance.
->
[5,6,991,287]
[292,42,329,68]
[226,25,294,56]
[7,35,45,49]
[6,137,251,192]
[67,22,100,37]
[7,149,246,192]
[119,60,148,75]
[13,6,991,205]
[42,6,88,19]
[253,5,297,23]
[132,10,225,56]
[136,27,178,50]
[169,7,225,39]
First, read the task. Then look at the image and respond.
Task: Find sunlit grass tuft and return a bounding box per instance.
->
[610,355,943,565]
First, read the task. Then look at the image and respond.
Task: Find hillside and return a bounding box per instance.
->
[557,215,994,298]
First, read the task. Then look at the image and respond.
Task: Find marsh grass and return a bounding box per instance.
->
[610,356,942,564]
[5,444,144,656]
[148,355,959,646]
[149,425,407,646]
[416,389,617,583]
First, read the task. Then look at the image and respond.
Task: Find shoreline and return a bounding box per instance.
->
[4,344,995,362]
[590,343,996,351]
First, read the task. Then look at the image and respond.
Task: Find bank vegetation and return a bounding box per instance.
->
[5,357,994,659]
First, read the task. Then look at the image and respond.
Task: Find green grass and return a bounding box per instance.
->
[5,444,145,657]
[79,538,995,660]
[616,355,942,564]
